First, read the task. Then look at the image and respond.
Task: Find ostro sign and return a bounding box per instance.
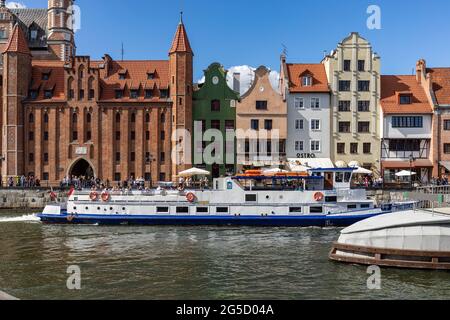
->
[297,153,316,159]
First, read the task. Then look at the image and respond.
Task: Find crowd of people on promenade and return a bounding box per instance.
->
[0,175,41,188]
[431,175,449,186]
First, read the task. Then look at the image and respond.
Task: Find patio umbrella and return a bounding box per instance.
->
[395,170,417,177]
[352,167,373,175]
[178,167,211,177]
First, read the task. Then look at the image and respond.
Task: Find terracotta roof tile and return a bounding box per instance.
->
[169,22,193,54]
[30,60,66,102]
[427,68,450,105]
[4,24,31,55]
[380,75,433,114]
[286,64,329,93]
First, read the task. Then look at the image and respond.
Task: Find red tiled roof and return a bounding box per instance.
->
[286,64,329,93]
[427,68,450,105]
[169,22,193,54]
[380,75,433,114]
[3,24,30,55]
[96,60,170,102]
[30,60,66,102]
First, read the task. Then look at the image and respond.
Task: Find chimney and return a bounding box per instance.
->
[416,59,426,84]
[233,73,241,93]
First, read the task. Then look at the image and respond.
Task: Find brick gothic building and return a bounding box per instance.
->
[0,0,193,186]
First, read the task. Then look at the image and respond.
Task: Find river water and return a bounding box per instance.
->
[0,211,449,300]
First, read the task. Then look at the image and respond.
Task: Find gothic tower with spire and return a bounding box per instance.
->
[169,13,193,180]
[2,24,32,180]
[47,0,76,61]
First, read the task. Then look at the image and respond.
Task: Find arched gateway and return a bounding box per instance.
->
[68,158,95,179]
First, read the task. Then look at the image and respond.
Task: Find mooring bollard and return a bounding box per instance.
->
[0,290,19,300]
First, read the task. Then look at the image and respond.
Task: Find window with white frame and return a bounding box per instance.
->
[302,76,312,86]
[295,141,304,151]
[295,119,304,130]
[294,97,304,109]
[310,140,321,152]
[311,119,321,131]
[310,97,320,109]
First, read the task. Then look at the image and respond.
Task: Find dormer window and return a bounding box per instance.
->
[115,90,124,99]
[0,28,7,39]
[29,90,38,100]
[302,75,312,86]
[160,89,169,99]
[30,30,38,41]
[399,94,412,105]
[44,90,53,99]
[42,73,50,81]
[130,89,139,99]
[119,74,126,80]
[147,73,156,80]
[145,90,153,99]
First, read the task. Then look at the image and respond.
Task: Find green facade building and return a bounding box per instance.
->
[193,63,240,178]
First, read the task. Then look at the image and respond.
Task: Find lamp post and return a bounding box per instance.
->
[409,154,414,190]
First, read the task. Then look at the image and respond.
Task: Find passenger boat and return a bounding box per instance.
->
[329,208,450,270]
[38,168,413,227]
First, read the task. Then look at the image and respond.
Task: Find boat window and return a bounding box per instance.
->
[344,172,352,183]
[176,207,189,214]
[335,172,344,183]
[157,207,169,213]
[325,196,337,202]
[245,194,257,202]
[310,206,323,214]
[216,207,229,213]
[289,207,302,213]
[361,204,370,209]
[197,207,208,213]
[347,204,357,210]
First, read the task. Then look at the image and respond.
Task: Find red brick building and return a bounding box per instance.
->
[0,1,193,186]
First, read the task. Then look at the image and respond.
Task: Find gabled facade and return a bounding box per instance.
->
[322,32,381,174]
[280,55,331,160]
[1,9,193,186]
[236,66,287,170]
[192,63,240,178]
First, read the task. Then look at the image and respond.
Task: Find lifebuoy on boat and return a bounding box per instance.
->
[101,192,110,202]
[89,191,99,201]
[186,192,196,203]
[314,192,324,202]
[66,214,75,222]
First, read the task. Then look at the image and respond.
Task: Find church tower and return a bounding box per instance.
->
[2,25,32,181]
[47,0,76,61]
[169,13,193,181]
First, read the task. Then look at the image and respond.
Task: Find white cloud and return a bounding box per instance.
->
[6,1,27,8]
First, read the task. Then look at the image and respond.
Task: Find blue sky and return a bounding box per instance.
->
[7,0,450,81]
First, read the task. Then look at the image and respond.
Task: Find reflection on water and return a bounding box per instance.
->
[0,212,449,300]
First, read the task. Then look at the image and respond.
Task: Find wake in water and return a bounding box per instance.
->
[0,214,41,223]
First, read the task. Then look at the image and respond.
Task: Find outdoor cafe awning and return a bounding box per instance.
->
[440,161,450,172]
[382,159,433,169]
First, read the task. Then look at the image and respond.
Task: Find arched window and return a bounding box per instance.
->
[78,65,85,79]
[160,113,165,124]
[131,112,136,123]
[145,113,150,123]
[67,77,74,100]
[116,113,121,123]
[86,113,92,123]
[29,113,34,123]
[72,113,78,124]
[88,76,95,100]
[43,113,49,123]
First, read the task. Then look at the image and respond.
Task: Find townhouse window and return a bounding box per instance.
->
[29,153,34,162]
[310,97,320,109]
[389,140,420,152]
[44,153,49,163]
[311,119,321,131]
[130,152,136,162]
[350,143,358,154]
[225,120,235,130]
[339,122,351,133]
[211,120,221,130]
[251,119,259,130]
[358,122,370,133]
[115,90,123,99]
[159,172,166,182]
[145,90,153,99]
[444,144,450,154]
[42,173,49,181]
[294,97,304,109]
[337,143,345,154]
[338,101,351,112]
[44,90,53,99]
[267,141,272,155]
[343,60,351,71]
[295,141,304,152]
[358,81,370,92]
[44,131,49,141]
[295,119,304,130]
[392,116,423,128]
[160,152,166,163]
[131,131,136,141]
[339,81,351,92]
[363,143,371,154]
[310,140,321,152]
[29,90,38,100]
[264,120,273,131]
[256,101,268,110]
[358,101,370,112]
[302,76,312,86]
[358,60,365,72]
[244,139,250,153]
[145,152,151,163]
[115,152,121,162]
[211,100,221,112]
[116,131,121,140]
[399,94,412,105]
[130,90,139,99]
[444,120,450,131]
[29,131,34,141]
